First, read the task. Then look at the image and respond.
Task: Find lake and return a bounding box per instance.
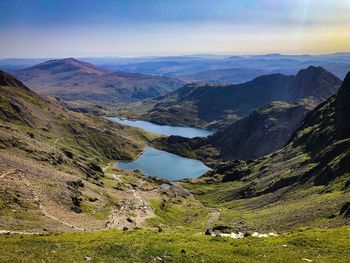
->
[108,117,213,138]
[117,147,210,181]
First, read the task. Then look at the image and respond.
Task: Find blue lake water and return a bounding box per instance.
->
[117,147,210,181]
[108,117,213,138]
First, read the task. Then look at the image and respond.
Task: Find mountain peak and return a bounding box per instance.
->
[61,57,78,62]
[297,65,327,75]
[21,58,109,75]
[291,66,342,101]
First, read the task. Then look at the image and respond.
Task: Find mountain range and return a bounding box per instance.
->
[14,58,184,105]
[2,53,350,86]
[81,53,350,81]
[140,66,341,128]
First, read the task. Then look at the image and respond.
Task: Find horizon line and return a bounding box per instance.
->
[1,51,350,60]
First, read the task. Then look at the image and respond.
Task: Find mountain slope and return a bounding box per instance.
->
[181,71,350,231]
[0,69,149,160]
[153,101,311,162]
[210,101,310,160]
[142,66,341,128]
[0,70,212,234]
[0,70,160,231]
[14,58,184,104]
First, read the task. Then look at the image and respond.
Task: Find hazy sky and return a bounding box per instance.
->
[1,0,350,58]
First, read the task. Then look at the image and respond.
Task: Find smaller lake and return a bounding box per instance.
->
[108,117,213,138]
[117,147,210,180]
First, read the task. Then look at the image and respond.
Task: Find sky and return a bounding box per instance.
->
[0,0,350,58]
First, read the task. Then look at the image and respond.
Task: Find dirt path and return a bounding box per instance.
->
[53,138,60,146]
[23,179,85,231]
[131,188,144,205]
[106,182,154,230]
[0,230,43,235]
[1,171,84,234]
[172,182,221,229]
[206,208,221,229]
[0,169,19,179]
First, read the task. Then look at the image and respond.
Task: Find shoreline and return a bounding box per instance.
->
[108,115,214,137]
[115,146,147,168]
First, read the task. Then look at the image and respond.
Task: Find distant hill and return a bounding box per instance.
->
[88,53,349,83]
[23,57,110,75]
[177,61,350,85]
[14,58,184,104]
[142,66,341,128]
[178,68,268,84]
[2,53,349,82]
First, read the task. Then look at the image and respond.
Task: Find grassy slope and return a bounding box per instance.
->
[0,79,154,161]
[0,227,349,262]
[0,71,158,231]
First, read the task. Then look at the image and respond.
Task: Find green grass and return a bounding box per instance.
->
[0,227,349,262]
[147,196,210,230]
[181,172,350,230]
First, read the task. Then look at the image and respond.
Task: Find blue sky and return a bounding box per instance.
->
[0,0,349,57]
